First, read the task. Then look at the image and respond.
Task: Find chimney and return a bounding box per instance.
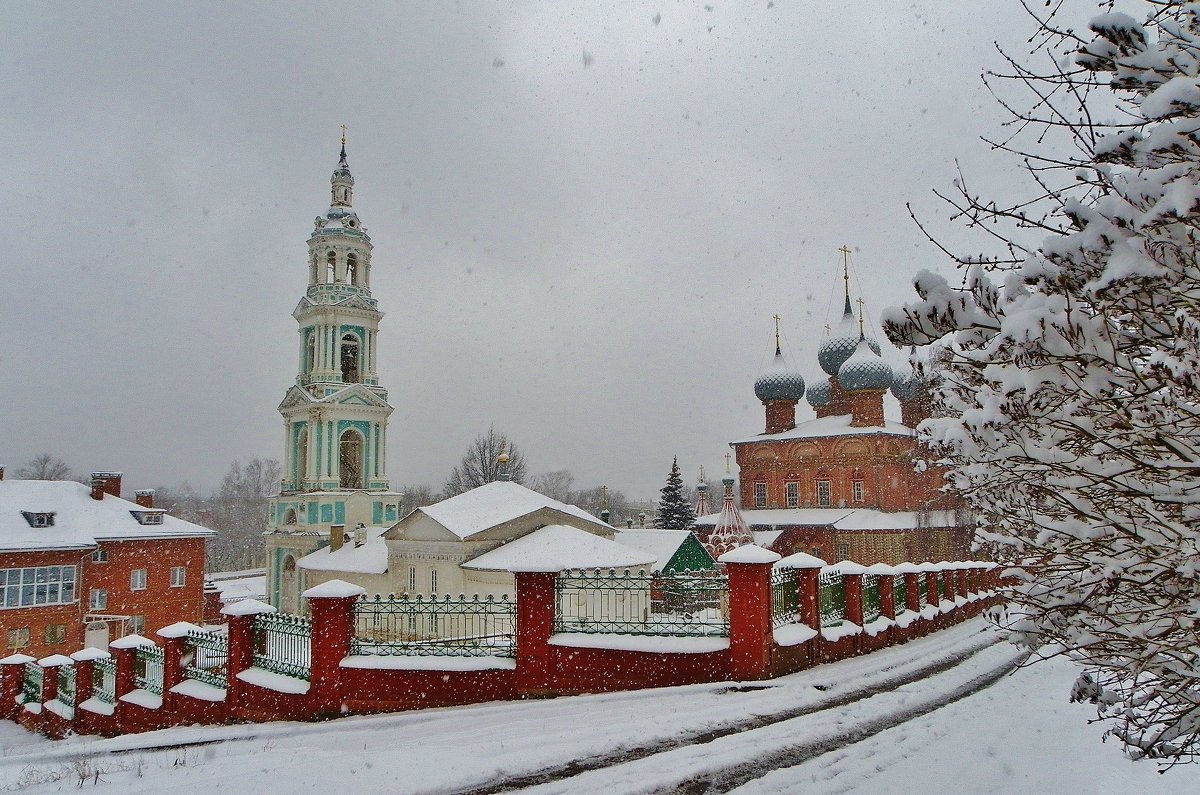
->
[90,472,122,500]
[134,489,155,508]
[202,581,223,625]
[329,524,346,553]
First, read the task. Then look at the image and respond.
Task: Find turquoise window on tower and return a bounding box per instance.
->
[372,502,383,524]
[321,504,333,523]
[335,502,345,524]
[385,504,396,522]
[308,502,318,523]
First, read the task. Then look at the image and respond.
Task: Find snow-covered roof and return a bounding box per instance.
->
[416,481,608,541]
[302,579,367,599]
[730,413,914,445]
[613,530,693,571]
[211,575,266,604]
[297,526,387,574]
[0,480,215,552]
[718,544,781,564]
[695,507,961,532]
[462,524,654,573]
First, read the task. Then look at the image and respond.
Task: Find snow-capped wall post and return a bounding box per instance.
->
[837,564,867,654]
[514,571,557,693]
[71,654,96,708]
[221,598,277,708]
[303,580,365,715]
[36,656,64,705]
[956,566,968,600]
[0,655,34,720]
[872,565,896,621]
[157,622,200,713]
[924,567,939,609]
[720,545,781,681]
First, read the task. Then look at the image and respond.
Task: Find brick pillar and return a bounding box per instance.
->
[72,659,95,707]
[796,565,822,629]
[303,580,365,715]
[924,569,939,608]
[109,642,141,722]
[957,566,968,599]
[904,572,921,613]
[0,655,35,718]
[156,622,199,712]
[37,656,73,705]
[221,598,279,708]
[515,571,557,694]
[720,545,781,682]
[877,572,896,620]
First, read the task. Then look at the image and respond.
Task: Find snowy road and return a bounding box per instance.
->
[0,619,1187,793]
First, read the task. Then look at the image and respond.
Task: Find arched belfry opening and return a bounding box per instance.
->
[346,252,358,286]
[340,334,360,383]
[283,507,298,525]
[326,251,336,284]
[306,334,316,375]
[296,432,308,487]
[339,429,364,489]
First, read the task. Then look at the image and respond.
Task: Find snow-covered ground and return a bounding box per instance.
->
[0,619,1190,793]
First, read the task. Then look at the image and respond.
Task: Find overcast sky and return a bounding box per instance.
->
[1,1,1089,499]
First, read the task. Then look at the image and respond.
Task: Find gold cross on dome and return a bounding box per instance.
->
[773,314,781,350]
[724,451,732,473]
[698,465,706,482]
[340,124,348,146]
[857,297,866,335]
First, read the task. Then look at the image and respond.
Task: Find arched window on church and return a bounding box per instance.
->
[306,334,316,376]
[340,334,360,383]
[346,252,357,286]
[283,508,298,525]
[339,429,364,489]
[326,251,336,284]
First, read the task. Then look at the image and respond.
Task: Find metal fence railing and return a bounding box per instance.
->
[94,658,116,704]
[135,645,164,696]
[918,574,929,604]
[253,612,312,681]
[56,664,76,706]
[554,569,729,637]
[894,573,907,610]
[22,663,41,704]
[770,567,799,628]
[352,593,517,657]
[818,569,845,628]
[186,629,229,689]
[862,573,881,624]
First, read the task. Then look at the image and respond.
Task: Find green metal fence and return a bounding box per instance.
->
[135,645,165,696]
[93,658,116,704]
[21,663,41,704]
[862,573,881,624]
[185,629,229,688]
[253,612,312,681]
[818,569,845,628]
[56,664,76,706]
[893,573,907,611]
[554,568,729,637]
[937,573,946,600]
[770,567,800,628]
[352,593,517,657]
[918,574,929,604]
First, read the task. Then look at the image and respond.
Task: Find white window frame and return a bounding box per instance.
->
[6,627,30,650]
[129,614,146,634]
[785,481,799,508]
[130,569,147,591]
[89,588,107,610]
[429,568,438,596]
[852,480,865,503]
[91,549,108,563]
[1,566,77,609]
[408,566,416,594]
[170,567,186,588]
[816,480,832,507]
[754,482,767,508]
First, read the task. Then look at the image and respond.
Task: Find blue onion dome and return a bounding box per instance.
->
[818,310,881,375]
[754,351,806,402]
[891,367,921,401]
[838,337,895,392]
[806,377,833,408]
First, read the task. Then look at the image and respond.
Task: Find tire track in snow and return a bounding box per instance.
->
[453,631,1014,795]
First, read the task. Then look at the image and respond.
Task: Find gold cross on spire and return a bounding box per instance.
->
[773,314,781,353]
[839,245,851,299]
[724,452,732,473]
[340,124,348,147]
[600,485,608,510]
[856,297,866,336]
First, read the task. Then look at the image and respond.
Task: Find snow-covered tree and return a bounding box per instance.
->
[442,427,527,496]
[207,458,281,571]
[654,457,695,530]
[883,2,1200,762]
[15,453,75,481]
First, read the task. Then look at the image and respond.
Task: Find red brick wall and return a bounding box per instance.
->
[0,548,89,659]
[84,538,208,639]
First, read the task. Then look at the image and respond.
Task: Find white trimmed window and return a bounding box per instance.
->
[1,566,77,609]
[408,566,416,594]
[6,627,30,650]
[754,482,767,508]
[852,480,865,503]
[816,480,832,507]
[44,623,66,644]
[91,549,108,563]
[785,481,799,508]
[170,567,186,588]
[130,615,146,634]
[130,569,147,591]
[89,589,107,610]
[430,569,438,595]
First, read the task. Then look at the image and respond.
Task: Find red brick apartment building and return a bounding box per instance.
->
[0,470,214,658]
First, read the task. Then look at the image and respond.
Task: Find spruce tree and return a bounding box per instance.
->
[654,457,695,530]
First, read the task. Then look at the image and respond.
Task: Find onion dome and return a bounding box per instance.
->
[838,337,894,392]
[754,350,806,403]
[891,367,921,401]
[806,377,833,408]
[818,301,881,376]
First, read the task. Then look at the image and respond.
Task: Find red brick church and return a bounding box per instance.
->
[695,271,972,566]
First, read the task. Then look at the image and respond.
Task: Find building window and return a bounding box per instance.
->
[754,482,767,508]
[408,566,416,594]
[91,549,108,563]
[837,543,850,561]
[785,481,799,508]
[44,624,66,644]
[430,569,438,595]
[170,567,186,588]
[89,589,107,610]
[130,569,147,591]
[20,511,56,528]
[130,510,164,525]
[852,480,865,503]
[816,480,832,507]
[6,627,30,650]
[130,615,146,634]
[1,566,77,609]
